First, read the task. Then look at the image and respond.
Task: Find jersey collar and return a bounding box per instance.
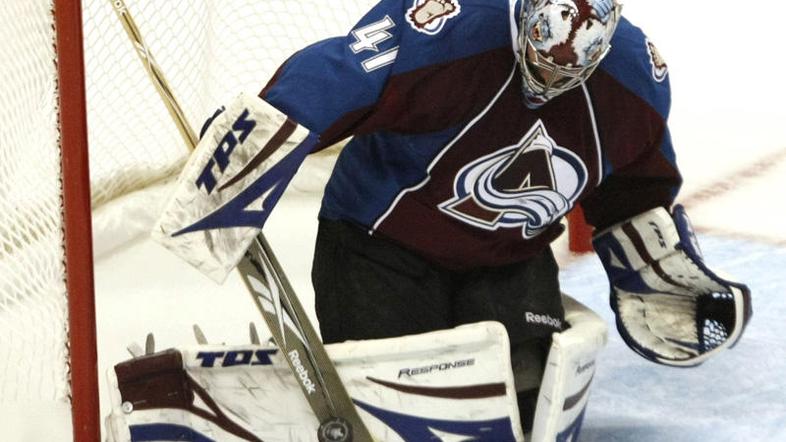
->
[509,0,523,63]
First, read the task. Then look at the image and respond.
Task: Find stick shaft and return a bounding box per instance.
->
[109,0,198,150]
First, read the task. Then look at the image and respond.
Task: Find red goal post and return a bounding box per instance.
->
[1,0,99,440]
[55,3,101,441]
[567,205,594,254]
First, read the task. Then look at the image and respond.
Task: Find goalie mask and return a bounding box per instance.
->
[518,0,622,108]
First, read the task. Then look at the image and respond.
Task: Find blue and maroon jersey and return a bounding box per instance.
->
[261,0,681,270]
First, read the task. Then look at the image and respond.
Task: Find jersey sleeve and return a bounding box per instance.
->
[259,0,407,146]
[581,17,683,230]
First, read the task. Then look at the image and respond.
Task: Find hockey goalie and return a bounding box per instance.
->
[130,0,751,440]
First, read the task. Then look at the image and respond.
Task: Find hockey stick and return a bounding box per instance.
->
[108,2,374,441]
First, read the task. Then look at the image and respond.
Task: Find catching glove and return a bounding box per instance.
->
[592,205,751,366]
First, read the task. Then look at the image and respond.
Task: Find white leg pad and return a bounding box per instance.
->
[530,294,608,442]
[105,321,525,442]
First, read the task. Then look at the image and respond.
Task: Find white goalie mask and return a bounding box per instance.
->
[518,0,622,108]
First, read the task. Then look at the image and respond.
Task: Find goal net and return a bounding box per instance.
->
[1,0,378,440]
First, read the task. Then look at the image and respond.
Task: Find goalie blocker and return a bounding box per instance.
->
[105,294,607,442]
[152,93,314,283]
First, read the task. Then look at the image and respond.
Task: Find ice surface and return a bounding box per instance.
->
[560,237,786,442]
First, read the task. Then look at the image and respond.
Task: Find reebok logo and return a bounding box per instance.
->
[525,312,562,330]
[576,360,595,375]
[288,350,317,395]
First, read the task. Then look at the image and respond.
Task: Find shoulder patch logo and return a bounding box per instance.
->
[406,0,461,35]
[646,39,668,82]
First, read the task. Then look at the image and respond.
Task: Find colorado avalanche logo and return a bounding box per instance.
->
[439,120,587,239]
[406,0,461,35]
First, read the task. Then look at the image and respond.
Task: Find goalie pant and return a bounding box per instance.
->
[312,218,568,433]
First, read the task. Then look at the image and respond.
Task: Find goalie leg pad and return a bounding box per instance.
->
[530,294,608,442]
[105,321,526,442]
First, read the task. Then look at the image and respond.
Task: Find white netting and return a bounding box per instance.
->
[85,0,378,209]
[1,0,378,426]
[0,0,71,405]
